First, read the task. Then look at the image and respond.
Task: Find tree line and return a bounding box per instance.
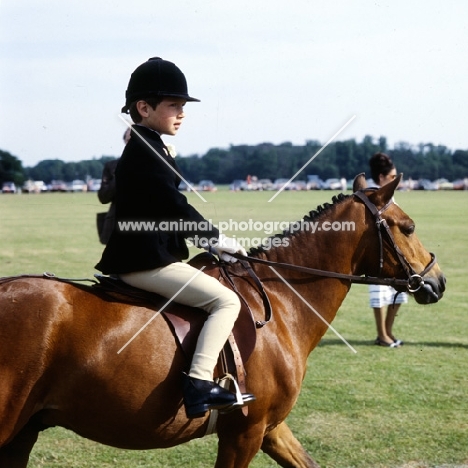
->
[176,137,468,183]
[1,136,468,187]
[0,151,117,186]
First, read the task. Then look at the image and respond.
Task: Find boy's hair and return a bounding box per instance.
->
[369,152,395,185]
[129,96,164,123]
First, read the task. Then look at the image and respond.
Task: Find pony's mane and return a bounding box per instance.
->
[248,193,350,255]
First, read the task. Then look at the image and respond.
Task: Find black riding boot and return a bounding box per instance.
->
[182,373,256,418]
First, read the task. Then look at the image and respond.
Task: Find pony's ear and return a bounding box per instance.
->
[353,173,367,192]
[371,173,403,207]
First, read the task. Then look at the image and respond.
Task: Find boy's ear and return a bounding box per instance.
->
[136,100,150,118]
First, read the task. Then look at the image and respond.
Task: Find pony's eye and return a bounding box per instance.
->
[404,224,415,235]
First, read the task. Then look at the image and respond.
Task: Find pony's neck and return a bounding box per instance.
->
[253,194,356,272]
[248,195,360,355]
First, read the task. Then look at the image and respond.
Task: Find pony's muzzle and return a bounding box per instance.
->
[413,274,446,304]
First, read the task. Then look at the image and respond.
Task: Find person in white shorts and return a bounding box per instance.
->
[368,153,408,348]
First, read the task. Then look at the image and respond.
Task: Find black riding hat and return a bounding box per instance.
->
[121,57,200,113]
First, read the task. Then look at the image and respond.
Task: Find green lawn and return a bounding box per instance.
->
[0,188,467,467]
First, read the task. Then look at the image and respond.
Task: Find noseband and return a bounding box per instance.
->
[233,190,437,294]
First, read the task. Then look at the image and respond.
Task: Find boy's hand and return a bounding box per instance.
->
[210,234,247,263]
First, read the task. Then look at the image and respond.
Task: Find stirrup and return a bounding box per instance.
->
[217,374,243,405]
[216,374,255,413]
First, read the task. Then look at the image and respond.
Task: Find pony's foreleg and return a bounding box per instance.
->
[0,419,41,468]
[215,421,265,468]
[261,421,320,468]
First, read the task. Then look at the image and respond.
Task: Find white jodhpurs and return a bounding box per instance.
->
[119,262,240,381]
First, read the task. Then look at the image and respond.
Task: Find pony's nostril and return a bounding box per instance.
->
[441,275,447,291]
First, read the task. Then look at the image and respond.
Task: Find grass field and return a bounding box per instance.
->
[0,188,467,468]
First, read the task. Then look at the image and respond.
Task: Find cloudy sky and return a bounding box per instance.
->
[1,0,467,167]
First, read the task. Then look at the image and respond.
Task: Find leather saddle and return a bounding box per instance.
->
[93,253,262,382]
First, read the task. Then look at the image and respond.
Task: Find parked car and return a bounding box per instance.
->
[178,180,194,191]
[258,179,273,190]
[229,179,244,191]
[306,175,323,190]
[22,180,47,193]
[453,179,468,190]
[321,178,342,190]
[197,180,217,192]
[22,181,34,193]
[68,180,88,192]
[273,178,296,190]
[241,181,257,190]
[1,182,16,193]
[294,180,307,190]
[434,178,454,190]
[416,179,437,190]
[50,180,68,192]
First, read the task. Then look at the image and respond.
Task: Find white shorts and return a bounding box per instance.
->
[369,285,408,308]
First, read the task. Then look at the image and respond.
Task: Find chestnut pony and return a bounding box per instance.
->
[0,174,445,468]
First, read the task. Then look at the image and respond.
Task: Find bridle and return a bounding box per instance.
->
[352,189,436,293]
[233,189,437,294]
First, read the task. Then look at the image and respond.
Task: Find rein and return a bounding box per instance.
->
[232,253,412,288]
[232,189,436,293]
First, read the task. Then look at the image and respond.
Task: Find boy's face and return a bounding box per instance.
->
[138,98,186,136]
